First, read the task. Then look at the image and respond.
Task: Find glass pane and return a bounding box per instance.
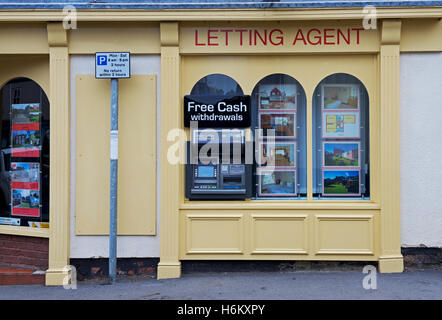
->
[190,74,243,96]
[312,73,370,199]
[0,78,50,227]
[252,74,307,199]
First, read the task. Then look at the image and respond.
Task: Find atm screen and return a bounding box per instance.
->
[198,165,215,178]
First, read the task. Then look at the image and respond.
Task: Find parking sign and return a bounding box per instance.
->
[95,52,130,79]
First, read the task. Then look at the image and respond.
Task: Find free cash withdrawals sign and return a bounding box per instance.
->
[184,95,251,128]
[95,52,130,79]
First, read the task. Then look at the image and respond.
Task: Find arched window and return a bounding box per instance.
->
[190,74,243,96]
[312,73,369,199]
[0,78,50,227]
[251,74,306,199]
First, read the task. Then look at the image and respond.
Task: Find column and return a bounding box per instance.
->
[378,19,404,273]
[157,22,182,279]
[45,23,71,285]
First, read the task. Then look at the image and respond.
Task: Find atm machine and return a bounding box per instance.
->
[185,129,252,200]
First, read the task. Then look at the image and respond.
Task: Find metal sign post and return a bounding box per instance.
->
[95,52,130,284]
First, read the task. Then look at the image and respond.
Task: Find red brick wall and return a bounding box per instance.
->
[0,234,48,270]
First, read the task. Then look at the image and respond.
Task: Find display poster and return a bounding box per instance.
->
[10,103,41,217]
[11,189,40,217]
[11,162,40,188]
[322,169,360,196]
[258,84,297,111]
[258,170,297,197]
[322,84,359,110]
[322,111,360,139]
[323,142,360,167]
[11,103,41,157]
[259,113,296,138]
[260,142,296,168]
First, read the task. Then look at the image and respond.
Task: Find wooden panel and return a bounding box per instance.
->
[401,19,442,52]
[76,74,156,235]
[315,214,374,255]
[185,214,244,254]
[0,23,49,54]
[69,23,160,54]
[251,214,308,254]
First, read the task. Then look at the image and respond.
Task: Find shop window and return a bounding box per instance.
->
[0,78,50,227]
[312,73,369,199]
[251,74,307,199]
[190,74,243,96]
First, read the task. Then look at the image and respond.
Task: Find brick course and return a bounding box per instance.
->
[0,234,48,270]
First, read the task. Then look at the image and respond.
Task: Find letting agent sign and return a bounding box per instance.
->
[184,95,251,128]
[95,52,130,79]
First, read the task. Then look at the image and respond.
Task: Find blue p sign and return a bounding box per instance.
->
[97,55,107,66]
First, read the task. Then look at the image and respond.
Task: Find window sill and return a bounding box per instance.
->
[180,200,380,211]
[0,224,50,238]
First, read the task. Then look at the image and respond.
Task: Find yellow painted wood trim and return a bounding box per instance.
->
[382,19,402,44]
[47,22,68,46]
[160,22,179,46]
[0,225,50,238]
[0,8,441,21]
[158,22,182,280]
[314,214,375,255]
[180,202,381,210]
[379,20,403,264]
[185,213,244,255]
[46,23,71,286]
[75,75,157,236]
[250,214,309,255]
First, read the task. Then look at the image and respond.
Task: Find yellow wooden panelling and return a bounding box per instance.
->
[180,210,379,261]
[401,19,442,52]
[314,214,374,255]
[69,22,160,54]
[251,214,308,255]
[185,214,244,254]
[75,75,157,235]
[0,23,49,54]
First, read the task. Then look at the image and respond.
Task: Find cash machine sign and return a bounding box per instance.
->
[184,95,251,128]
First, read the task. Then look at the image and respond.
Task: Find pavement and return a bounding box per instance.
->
[0,269,441,300]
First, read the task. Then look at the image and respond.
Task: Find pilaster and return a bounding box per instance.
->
[157,22,182,279]
[45,22,71,285]
[378,19,404,273]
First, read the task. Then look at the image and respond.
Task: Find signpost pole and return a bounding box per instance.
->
[109,78,118,284]
[95,52,130,284]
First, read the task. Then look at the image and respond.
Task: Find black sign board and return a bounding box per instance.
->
[184,95,251,128]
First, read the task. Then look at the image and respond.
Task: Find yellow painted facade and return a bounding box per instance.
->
[0,8,439,285]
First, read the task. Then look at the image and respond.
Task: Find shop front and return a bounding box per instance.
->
[0,2,440,286]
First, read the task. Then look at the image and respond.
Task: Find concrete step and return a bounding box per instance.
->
[0,266,45,285]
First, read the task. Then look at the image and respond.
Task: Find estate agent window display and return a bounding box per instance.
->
[188,72,369,201]
[0,78,50,227]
